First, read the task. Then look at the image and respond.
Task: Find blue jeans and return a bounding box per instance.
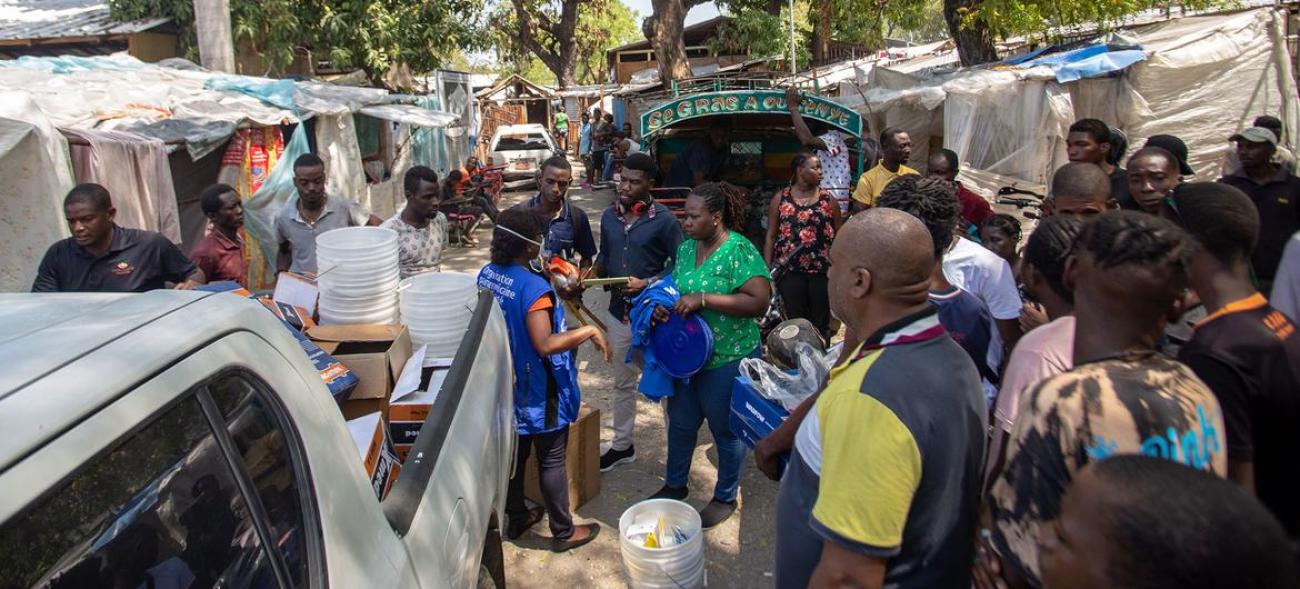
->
[602,151,617,182]
[665,351,755,502]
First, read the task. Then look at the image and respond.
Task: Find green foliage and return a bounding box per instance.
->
[109,0,485,78]
[721,0,1226,62]
[969,0,1222,40]
[715,2,813,69]
[488,0,641,86]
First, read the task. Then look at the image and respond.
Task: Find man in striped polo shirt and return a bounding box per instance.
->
[773,208,987,588]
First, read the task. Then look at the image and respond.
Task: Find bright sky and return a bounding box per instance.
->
[618,0,722,25]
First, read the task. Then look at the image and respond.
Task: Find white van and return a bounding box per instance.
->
[0,290,514,588]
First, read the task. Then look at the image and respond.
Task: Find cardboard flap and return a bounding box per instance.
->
[308,324,406,343]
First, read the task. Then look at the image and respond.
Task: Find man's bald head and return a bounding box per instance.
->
[829,209,933,326]
[1048,162,1113,218]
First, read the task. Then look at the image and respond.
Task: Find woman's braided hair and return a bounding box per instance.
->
[692,182,747,230]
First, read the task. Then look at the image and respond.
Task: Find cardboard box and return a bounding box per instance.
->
[259,299,315,331]
[524,404,601,511]
[347,412,402,500]
[308,324,413,419]
[389,350,453,461]
[279,319,359,402]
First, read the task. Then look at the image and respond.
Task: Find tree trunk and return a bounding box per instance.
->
[510,0,581,88]
[943,0,998,66]
[644,0,697,88]
[812,0,833,63]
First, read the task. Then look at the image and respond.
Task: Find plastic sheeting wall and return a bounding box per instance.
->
[315,113,369,212]
[0,118,73,291]
[945,76,1074,184]
[1085,8,1300,180]
[0,92,76,291]
[847,8,1300,186]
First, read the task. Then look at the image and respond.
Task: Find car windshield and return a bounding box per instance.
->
[495,133,550,151]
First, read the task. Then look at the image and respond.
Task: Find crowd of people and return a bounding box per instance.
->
[27,97,1300,586]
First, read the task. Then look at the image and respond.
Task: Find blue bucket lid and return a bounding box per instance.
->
[650,312,714,378]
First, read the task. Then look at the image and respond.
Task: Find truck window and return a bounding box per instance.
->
[210,373,312,588]
[0,396,279,588]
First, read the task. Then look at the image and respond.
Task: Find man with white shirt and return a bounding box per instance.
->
[380,166,448,279]
[785,88,864,214]
[943,233,1023,369]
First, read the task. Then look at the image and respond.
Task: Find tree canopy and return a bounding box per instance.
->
[718,0,1224,67]
[109,0,484,80]
[489,0,641,88]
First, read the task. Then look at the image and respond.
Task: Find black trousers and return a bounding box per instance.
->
[590,149,608,178]
[778,272,831,340]
[506,428,573,539]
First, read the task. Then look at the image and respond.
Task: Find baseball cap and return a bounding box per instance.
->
[1229,127,1279,146]
[1143,134,1195,176]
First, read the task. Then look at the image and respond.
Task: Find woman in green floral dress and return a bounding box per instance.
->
[647,182,772,528]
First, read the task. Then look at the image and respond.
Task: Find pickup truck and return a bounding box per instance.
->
[0,289,514,588]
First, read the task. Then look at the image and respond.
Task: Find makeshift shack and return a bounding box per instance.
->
[0,54,458,292]
[838,7,1300,187]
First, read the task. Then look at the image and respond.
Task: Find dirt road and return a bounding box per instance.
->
[442,177,782,588]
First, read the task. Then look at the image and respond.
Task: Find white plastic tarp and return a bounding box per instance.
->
[1095,8,1300,180]
[846,7,1300,186]
[0,117,73,291]
[358,105,459,129]
[315,113,369,214]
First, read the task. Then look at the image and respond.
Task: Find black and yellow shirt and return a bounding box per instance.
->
[774,308,987,588]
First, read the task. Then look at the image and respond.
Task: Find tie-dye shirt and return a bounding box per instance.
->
[989,352,1226,586]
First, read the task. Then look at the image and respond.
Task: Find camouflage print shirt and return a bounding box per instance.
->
[989,352,1226,586]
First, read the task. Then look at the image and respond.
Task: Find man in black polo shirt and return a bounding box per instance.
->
[1219,126,1300,290]
[1167,182,1300,544]
[594,152,683,471]
[33,183,205,292]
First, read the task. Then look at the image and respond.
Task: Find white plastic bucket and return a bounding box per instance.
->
[619,499,706,589]
[318,303,399,325]
[398,272,478,356]
[316,226,398,253]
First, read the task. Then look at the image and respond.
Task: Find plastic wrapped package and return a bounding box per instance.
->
[739,342,839,411]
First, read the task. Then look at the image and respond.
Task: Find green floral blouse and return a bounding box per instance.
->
[672,231,772,369]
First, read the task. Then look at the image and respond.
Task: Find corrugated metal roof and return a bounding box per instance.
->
[0,0,170,42]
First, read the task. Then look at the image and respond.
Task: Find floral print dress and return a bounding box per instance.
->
[773,186,836,274]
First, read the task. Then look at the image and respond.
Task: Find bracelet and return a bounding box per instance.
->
[700,294,707,309]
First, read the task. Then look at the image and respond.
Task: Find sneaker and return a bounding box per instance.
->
[647,484,689,502]
[599,446,636,472]
[552,523,600,553]
[699,499,737,529]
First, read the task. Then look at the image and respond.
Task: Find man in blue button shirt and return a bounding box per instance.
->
[594,152,684,471]
[523,155,597,276]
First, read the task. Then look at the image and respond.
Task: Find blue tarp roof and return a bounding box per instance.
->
[1002,42,1146,83]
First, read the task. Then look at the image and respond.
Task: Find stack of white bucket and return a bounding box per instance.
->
[399,272,478,357]
[315,227,400,325]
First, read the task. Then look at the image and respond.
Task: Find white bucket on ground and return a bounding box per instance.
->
[619,499,706,589]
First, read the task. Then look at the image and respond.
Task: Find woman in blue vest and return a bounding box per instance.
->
[477,206,610,552]
[649,182,773,529]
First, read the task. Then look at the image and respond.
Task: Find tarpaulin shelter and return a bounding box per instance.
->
[837,7,1299,192]
[0,54,458,291]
